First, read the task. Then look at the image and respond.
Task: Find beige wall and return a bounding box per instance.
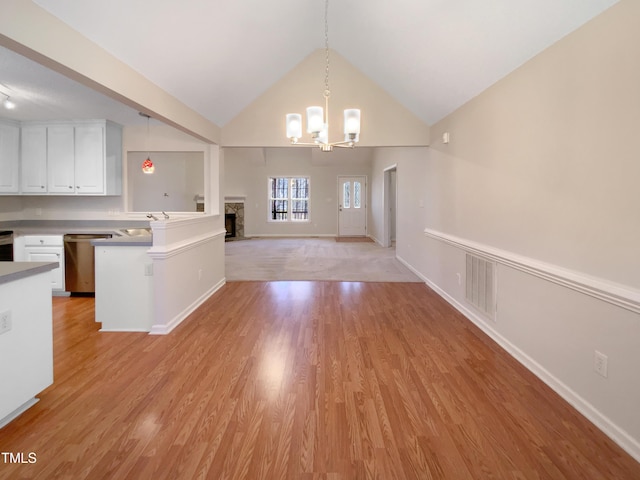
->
[224,147,372,236]
[428,0,640,287]
[222,50,430,148]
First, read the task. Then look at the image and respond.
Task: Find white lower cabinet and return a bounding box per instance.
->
[19,236,65,292]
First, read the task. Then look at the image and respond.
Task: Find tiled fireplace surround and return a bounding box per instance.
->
[224,200,245,240]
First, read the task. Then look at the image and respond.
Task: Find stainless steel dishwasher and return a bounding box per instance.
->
[64,233,112,294]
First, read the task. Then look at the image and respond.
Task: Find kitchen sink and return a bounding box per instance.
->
[120,228,152,237]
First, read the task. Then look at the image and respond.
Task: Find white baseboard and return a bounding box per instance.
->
[0,398,39,429]
[149,278,226,335]
[245,234,336,238]
[99,328,150,333]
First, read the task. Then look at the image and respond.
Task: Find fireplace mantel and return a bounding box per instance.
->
[224,195,246,204]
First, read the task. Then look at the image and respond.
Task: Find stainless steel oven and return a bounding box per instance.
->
[0,231,13,262]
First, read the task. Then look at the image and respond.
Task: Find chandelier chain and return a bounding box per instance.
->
[324,0,330,98]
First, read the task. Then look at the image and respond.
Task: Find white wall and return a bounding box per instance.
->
[222,49,429,148]
[148,215,226,334]
[224,147,372,236]
[124,123,219,217]
[368,0,640,462]
[0,197,24,221]
[128,151,204,213]
[369,147,428,251]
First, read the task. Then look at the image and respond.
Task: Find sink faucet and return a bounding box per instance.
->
[162,211,170,219]
[146,213,159,221]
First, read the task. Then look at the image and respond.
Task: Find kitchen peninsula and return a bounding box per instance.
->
[0,261,58,427]
[93,233,154,332]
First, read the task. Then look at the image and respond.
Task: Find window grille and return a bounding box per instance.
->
[269,177,310,221]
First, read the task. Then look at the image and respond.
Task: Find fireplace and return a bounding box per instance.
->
[224,201,245,240]
[225,213,236,239]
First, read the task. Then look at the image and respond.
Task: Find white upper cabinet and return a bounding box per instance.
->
[0,119,20,194]
[75,124,105,194]
[20,125,48,193]
[47,125,76,194]
[19,120,122,196]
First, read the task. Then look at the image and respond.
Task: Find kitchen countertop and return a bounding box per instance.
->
[0,220,151,237]
[92,236,152,247]
[0,262,59,286]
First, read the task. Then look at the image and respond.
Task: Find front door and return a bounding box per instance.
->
[338,176,367,236]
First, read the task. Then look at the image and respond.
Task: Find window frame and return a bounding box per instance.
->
[267,176,311,222]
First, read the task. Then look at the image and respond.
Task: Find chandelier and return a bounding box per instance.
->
[285,0,361,152]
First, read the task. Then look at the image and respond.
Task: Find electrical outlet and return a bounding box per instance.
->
[594,351,608,378]
[456,272,462,285]
[0,310,12,335]
[198,269,203,281]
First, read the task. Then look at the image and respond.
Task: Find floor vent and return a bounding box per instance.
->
[465,253,496,320]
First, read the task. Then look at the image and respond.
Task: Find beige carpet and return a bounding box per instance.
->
[225,237,423,282]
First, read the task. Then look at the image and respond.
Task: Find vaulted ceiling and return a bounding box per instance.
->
[3,0,620,129]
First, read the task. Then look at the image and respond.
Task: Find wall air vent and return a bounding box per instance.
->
[465,253,497,320]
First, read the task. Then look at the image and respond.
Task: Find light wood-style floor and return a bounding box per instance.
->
[1,281,639,479]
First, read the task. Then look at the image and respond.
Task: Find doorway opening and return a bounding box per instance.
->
[383,165,397,248]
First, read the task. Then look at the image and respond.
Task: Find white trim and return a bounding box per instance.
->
[149,214,216,231]
[149,278,226,335]
[0,398,39,429]
[267,176,311,223]
[224,195,246,203]
[382,165,397,248]
[99,328,150,333]
[244,234,335,239]
[147,228,226,259]
[423,228,640,314]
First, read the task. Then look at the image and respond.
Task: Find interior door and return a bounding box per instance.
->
[338,176,367,236]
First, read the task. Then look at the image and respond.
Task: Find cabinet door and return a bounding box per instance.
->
[25,250,64,291]
[47,125,76,194]
[0,122,20,193]
[21,126,48,193]
[75,125,105,194]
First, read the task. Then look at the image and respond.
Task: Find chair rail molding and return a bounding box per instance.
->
[423,228,640,315]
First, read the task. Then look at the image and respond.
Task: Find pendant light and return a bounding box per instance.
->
[285,0,361,152]
[139,112,155,174]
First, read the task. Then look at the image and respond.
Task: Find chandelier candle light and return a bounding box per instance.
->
[285,0,361,152]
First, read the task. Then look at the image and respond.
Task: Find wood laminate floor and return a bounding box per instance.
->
[1,281,639,479]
